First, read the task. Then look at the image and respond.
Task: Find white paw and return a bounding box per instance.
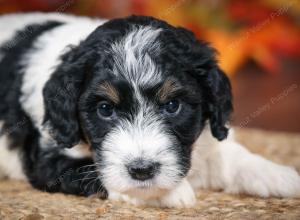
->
[226,155,300,198]
[160,179,196,208]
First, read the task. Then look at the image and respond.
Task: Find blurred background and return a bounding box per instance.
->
[0,0,299,132]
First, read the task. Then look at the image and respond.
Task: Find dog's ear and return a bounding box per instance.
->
[173,27,233,140]
[42,23,129,148]
[43,47,94,148]
[202,67,233,141]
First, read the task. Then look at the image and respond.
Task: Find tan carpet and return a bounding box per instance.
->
[0,128,300,220]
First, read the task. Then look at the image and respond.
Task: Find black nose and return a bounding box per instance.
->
[127,160,160,181]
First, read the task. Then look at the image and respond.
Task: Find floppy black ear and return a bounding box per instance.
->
[42,21,132,148]
[43,47,94,148]
[172,27,233,141]
[202,67,233,141]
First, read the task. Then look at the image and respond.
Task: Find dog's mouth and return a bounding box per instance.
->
[124,177,160,191]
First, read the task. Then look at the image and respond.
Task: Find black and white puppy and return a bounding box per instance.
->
[0,13,299,208]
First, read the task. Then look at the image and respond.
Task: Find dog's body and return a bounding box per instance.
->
[0,13,299,208]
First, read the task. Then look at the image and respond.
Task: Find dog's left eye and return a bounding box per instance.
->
[97,101,115,118]
[164,99,181,115]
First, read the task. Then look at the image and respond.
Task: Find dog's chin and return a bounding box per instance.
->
[104,178,181,200]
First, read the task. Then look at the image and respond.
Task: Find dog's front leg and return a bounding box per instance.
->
[220,140,300,197]
[26,148,107,198]
[190,133,300,198]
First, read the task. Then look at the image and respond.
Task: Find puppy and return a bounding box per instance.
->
[0,13,299,208]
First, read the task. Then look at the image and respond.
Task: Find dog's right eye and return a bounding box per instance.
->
[163,99,181,116]
[97,101,115,118]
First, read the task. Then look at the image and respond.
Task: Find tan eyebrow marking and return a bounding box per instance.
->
[98,81,120,104]
[158,79,182,102]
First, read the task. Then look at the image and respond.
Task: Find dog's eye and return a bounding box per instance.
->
[164,99,181,115]
[97,101,115,118]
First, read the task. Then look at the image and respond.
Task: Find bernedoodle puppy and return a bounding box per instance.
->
[0,13,299,208]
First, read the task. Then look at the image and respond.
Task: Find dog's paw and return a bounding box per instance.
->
[225,155,300,198]
[160,179,196,208]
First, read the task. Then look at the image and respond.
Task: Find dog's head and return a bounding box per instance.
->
[43,16,232,199]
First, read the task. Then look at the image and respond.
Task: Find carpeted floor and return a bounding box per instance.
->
[0,128,299,220]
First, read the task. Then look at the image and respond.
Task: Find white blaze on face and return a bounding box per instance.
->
[111,25,162,87]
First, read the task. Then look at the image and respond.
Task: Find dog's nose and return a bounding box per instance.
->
[127,159,160,181]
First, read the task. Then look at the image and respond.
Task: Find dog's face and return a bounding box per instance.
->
[78,27,205,198]
[43,16,232,198]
